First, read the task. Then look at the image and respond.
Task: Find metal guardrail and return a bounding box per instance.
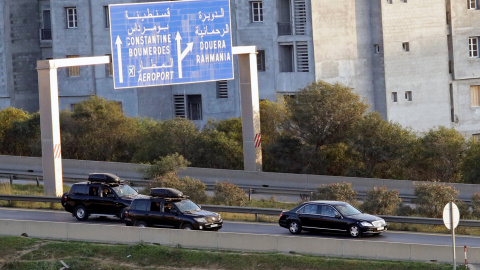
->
[1,194,480,227]
[0,171,424,203]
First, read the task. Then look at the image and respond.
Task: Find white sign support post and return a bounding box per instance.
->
[443,201,460,270]
[37,56,110,196]
[233,46,262,172]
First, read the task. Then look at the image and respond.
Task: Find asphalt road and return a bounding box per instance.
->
[1,207,480,248]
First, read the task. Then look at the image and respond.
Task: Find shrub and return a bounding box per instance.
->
[455,199,472,220]
[213,182,247,206]
[413,182,459,218]
[312,182,357,204]
[471,193,480,219]
[361,186,402,215]
[396,203,414,216]
[147,173,207,203]
[142,153,190,179]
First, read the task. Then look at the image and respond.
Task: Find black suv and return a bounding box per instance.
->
[125,188,223,231]
[61,173,147,221]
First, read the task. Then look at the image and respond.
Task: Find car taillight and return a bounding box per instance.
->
[280,212,283,217]
[125,211,129,218]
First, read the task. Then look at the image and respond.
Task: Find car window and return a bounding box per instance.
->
[320,205,337,217]
[89,186,99,196]
[133,200,149,211]
[151,201,161,212]
[173,200,200,213]
[72,185,88,195]
[112,185,138,197]
[335,204,362,216]
[298,204,318,214]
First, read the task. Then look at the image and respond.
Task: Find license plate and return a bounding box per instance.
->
[377,227,384,231]
[210,224,219,228]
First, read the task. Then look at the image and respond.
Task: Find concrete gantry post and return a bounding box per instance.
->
[233,46,262,172]
[36,56,110,196]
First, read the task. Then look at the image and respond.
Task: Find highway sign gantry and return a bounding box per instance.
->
[109,0,234,89]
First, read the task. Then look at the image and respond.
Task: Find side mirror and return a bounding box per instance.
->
[335,214,342,219]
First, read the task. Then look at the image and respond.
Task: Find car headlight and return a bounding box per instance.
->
[218,215,221,221]
[360,221,373,227]
[194,217,207,223]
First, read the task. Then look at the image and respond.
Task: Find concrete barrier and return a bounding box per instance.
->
[1,155,480,200]
[0,218,477,264]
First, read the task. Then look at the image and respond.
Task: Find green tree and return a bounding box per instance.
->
[0,107,29,155]
[65,96,138,162]
[132,118,199,164]
[415,127,466,182]
[193,128,243,169]
[460,140,480,184]
[347,112,417,179]
[213,182,248,206]
[283,81,369,151]
[2,112,41,156]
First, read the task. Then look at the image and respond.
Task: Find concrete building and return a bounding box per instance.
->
[0,0,480,136]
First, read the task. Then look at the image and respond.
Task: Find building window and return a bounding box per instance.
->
[402,42,410,52]
[296,41,309,72]
[174,95,186,118]
[471,86,480,106]
[387,0,392,3]
[105,54,113,76]
[392,92,398,102]
[405,91,412,101]
[251,1,263,22]
[70,104,76,111]
[374,44,381,54]
[41,10,52,40]
[188,95,202,120]
[67,55,80,76]
[174,94,203,120]
[401,0,407,2]
[217,81,228,98]
[279,44,294,72]
[469,37,479,57]
[257,50,266,71]
[104,6,110,28]
[469,0,478,9]
[66,7,77,28]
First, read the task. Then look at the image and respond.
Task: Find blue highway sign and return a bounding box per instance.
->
[109,0,233,89]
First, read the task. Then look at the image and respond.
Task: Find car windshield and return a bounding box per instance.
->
[174,200,201,212]
[112,185,138,197]
[335,204,362,216]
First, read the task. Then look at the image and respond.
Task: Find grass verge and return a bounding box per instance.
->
[0,236,462,270]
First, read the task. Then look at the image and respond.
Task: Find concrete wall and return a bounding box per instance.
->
[1,155,480,200]
[381,0,451,131]
[0,218,478,264]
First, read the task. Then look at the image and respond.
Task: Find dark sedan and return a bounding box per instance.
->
[279,200,386,237]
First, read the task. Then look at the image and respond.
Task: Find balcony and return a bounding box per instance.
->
[277,22,292,36]
[41,29,52,40]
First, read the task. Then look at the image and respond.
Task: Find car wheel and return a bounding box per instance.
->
[349,225,361,237]
[135,221,147,228]
[182,223,193,230]
[288,220,302,234]
[74,205,88,221]
[119,208,127,222]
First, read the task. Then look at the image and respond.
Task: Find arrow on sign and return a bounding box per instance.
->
[115,36,124,83]
[175,32,193,78]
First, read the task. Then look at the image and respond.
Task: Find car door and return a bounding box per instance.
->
[318,205,349,232]
[147,200,164,226]
[162,202,179,228]
[296,204,321,228]
[98,187,118,214]
[86,184,103,213]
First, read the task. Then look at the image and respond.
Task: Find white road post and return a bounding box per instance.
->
[233,46,262,172]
